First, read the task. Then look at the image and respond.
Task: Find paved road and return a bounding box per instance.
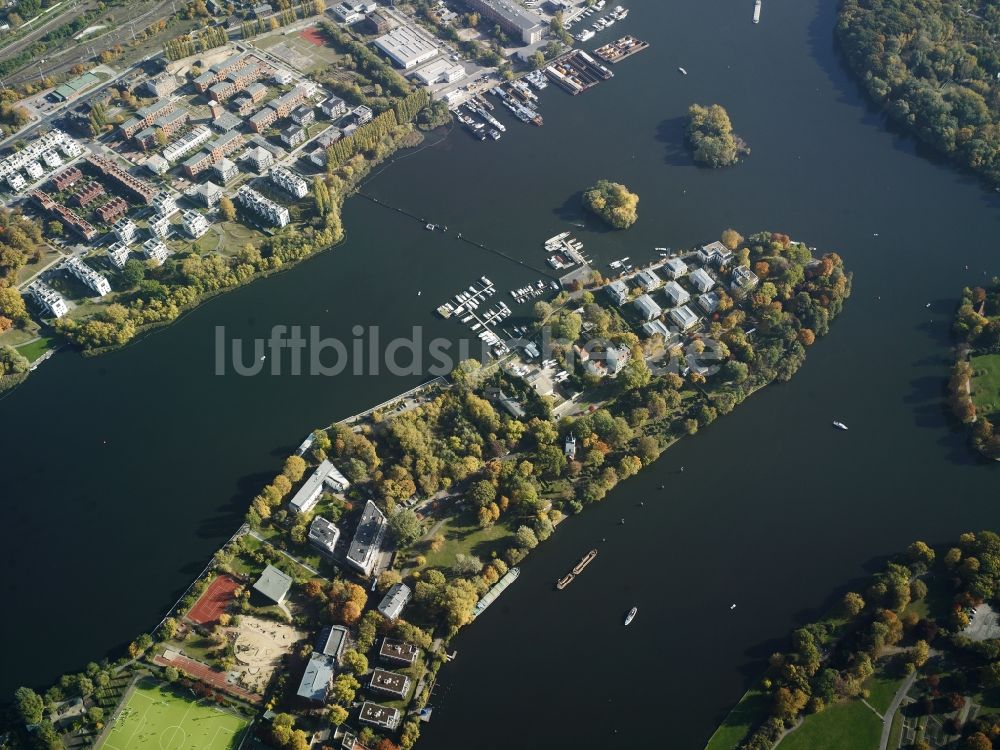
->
[879,671,918,750]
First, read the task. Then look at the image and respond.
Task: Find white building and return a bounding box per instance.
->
[636,268,662,292]
[288,459,350,515]
[669,304,700,332]
[241,145,274,173]
[633,293,662,322]
[114,218,138,244]
[377,583,412,621]
[308,516,340,559]
[270,166,308,199]
[413,58,466,85]
[698,291,721,314]
[663,257,688,279]
[152,191,179,218]
[235,184,290,227]
[212,157,239,185]
[373,25,439,69]
[182,210,210,239]
[149,214,171,239]
[41,150,63,169]
[63,256,111,296]
[142,238,170,265]
[144,154,169,176]
[690,267,715,293]
[7,173,26,192]
[25,161,44,180]
[162,124,212,163]
[107,241,132,269]
[663,280,690,307]
[698,240,734,267]
[606,279,629,306]
[731,264,759,293]
[346,500,387,577]
[25,280,68,318]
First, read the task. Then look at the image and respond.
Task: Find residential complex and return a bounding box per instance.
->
[63,256,111,296]
[270,166,309,199]
[235,185,290,227]
[25,280,68,318]
[345,500,386,577]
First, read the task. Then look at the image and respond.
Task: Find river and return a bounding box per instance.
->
[1,0,998,746]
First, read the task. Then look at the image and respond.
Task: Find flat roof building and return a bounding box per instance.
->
[308,516,340,559]
[252,564,292,604]
[358,702,400,731]
[379,638,419,666]
[345,500,387,577]
[461,0,545,44]
[698,240,734,267]
[288,459,341,515]
[669,304,700,332]
[373,26,439,69]
[319,625,349,660]
[663,257,688,279]
[376,583,411,621]
[368,669,411,700]
[25,280,68,318]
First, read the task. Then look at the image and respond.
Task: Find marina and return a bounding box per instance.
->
[544,231,591,269]
[472,567,520,619]
[510,278,558,304]
[435,276,513,357]
[594,36,650,65]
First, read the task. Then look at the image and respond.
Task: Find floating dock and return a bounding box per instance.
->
[545,50,614,95]
[594,36,650,64]
[556,549,598,589]
[472,567,520,618]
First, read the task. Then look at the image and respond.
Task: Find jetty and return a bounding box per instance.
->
[472,567,520,618]
[594,36,650,64]
[545,50,614,95]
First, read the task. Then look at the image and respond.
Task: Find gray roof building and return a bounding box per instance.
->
[633,293,662,322]
[212,112,243,132]
[690,267,715,293]
[359,702,401,730]
[606,279,629,305]
[345,500,387,577]
[319,625,349,660]
[368,669,411,700]
[376,583,411,621]
[252,564,292,604]
[636,268,662,292]
[308,516,340,559]
[296,652,335,702]
[663,280,690,307]
[379,638,419,666]
[288,459,337,515]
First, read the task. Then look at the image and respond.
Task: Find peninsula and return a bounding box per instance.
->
[704,532,1000,750]
[950,281,1000,460]
[6,230,851,750]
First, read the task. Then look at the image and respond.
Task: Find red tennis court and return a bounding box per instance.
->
[300,27,326,46]
[187,575,238,626]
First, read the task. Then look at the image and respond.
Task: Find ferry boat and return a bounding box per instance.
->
[832,421,849,431]
[624,606,638,626]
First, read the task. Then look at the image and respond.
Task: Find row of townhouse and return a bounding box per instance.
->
[72,181,105,208]
[206,60,271,103]
[29,190,96,241]
[181,131,245,177]
[233,81,269,116]
[96,196,129,224]
[51,166,82,192]
[134,109,190,152]
[248,85,310,133]
[162,124,213,163]
[193,52,273,94]
[121,100,177,139]
[85,156,158,205]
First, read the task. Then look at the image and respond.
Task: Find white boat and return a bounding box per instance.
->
[577,28,595,42]
[832,421,849,431]
[753,0,761,23]
[624,606,638,626]
[678,67,688,75]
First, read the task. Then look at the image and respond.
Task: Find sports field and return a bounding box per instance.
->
[99,678,248,750]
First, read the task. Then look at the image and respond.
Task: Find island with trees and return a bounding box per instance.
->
[837,0,1000,187]
[6,231,851,750]
[949,281,1000,460]
[685,104,750,168]
[705,531,1000,750]
[582,179,639,228]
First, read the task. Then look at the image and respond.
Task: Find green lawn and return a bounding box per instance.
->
[777,699,881,750]
[971,353,1000,419]
[99,677,248,750]
[703,689,769,750]
[15,335,56,362]
[865,673,903,716]
[419,512,516,571]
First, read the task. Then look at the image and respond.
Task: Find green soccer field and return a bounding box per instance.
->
[99,678,249,750]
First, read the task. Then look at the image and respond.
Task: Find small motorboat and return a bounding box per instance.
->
[678,66,688,75]
[730,603,737,610]
[832,421,849,431]
[624,607,638,626]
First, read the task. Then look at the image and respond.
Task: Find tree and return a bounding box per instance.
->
[582,180,639,229]
[219,196,236,222]
[908,639,930,668]
[0,286,28,322]
[14,686,44,725]
[452,553,483,576]
[908,540,935,565]
[843,591,865,616]
[720,228,744,250]
[773,686,809,721]
[686,103,750,167]
[515,525,538,549]
[964,733,992,750]
[282,455,307,482]
[328,704,348,726]
[388,508,423,547]
[330,673,360,705]
[121,259,146,287]
[341,649,368,675]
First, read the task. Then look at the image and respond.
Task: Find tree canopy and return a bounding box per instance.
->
[582,180,639,229]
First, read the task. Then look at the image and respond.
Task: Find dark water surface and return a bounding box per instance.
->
[1,0,999,746]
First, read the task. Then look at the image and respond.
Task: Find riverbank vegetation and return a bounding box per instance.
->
[705,532,1000,750]
[949,281,1000,460]
[837,0,1000,186]
[8,231,851,750]
[685,104,750,167]
[582,180,639,228]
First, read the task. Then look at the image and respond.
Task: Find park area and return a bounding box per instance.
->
[971,353,1000,421]
[98,678,248,750]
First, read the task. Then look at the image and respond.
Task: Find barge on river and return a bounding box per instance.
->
[594,36,650,64]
